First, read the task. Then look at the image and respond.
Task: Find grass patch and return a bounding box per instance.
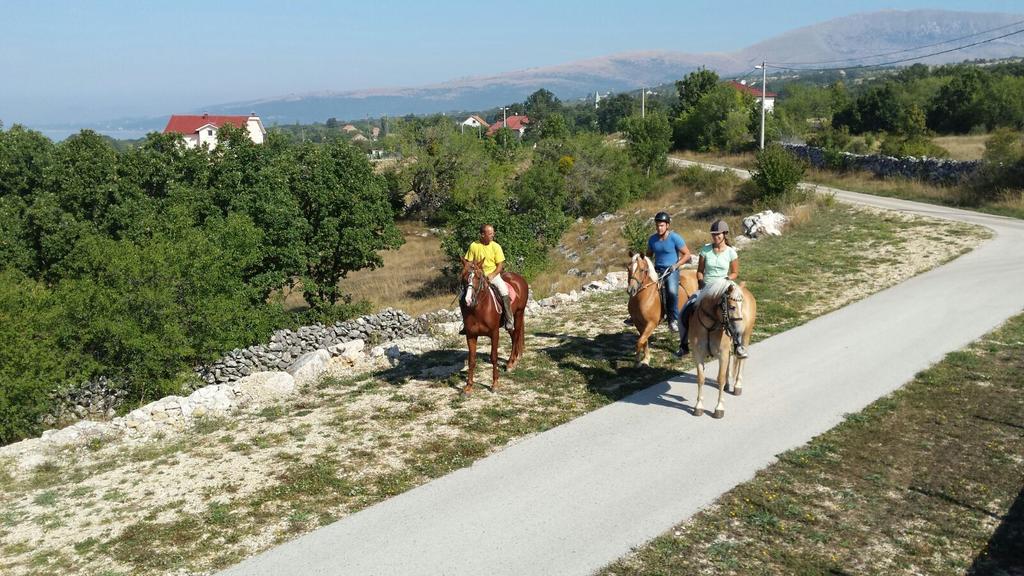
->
[599,313,1024,576]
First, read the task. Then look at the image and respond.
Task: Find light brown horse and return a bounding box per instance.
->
[626,253,699,366]
[688,280,757,418]
[459,258,529,394]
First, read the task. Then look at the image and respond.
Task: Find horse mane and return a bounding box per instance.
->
[697,279,735,308]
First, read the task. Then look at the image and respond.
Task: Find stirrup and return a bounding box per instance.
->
[734,344,748,359]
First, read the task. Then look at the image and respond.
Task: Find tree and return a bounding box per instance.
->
[290,141,403,310]
[674,68,720,116]
[620,112,672,176]
[597,93,636,133]
[524,88,563,137]
[673,84,751,151]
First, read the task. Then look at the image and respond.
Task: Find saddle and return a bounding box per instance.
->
[486,278,519,315]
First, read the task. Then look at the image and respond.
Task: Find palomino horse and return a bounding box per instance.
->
[626,253,698,366]
[688,280,757,418]
[459,258,529,394]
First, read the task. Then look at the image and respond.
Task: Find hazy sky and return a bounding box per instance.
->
[2,0,1022,126]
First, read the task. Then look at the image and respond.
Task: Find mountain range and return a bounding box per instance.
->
[61,9,1024,134]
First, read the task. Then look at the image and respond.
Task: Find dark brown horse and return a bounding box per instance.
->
[626,253,699,366]
[459,258,529,394]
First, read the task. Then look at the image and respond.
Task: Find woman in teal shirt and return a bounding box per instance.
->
[677,219,746,358]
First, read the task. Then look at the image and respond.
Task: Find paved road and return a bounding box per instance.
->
[220,164,1024,576]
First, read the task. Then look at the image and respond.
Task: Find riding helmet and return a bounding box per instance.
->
[709,219,730,234]
[654,211,671,223]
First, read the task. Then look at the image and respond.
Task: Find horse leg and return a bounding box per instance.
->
[731,356,745,396]
[490,330,500,390]
[713,347,730,419]
[693,351,705,417]
[636,322,655,367]
[506,309,523,371]
[464,336,477,395]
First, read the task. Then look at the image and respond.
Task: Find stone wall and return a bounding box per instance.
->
[782,144,981,185]
[51,308,442,424]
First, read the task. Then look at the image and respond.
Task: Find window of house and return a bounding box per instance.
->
[208,130,214,136]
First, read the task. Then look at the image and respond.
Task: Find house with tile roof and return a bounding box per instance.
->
[486,115,530,138]
[728,81,776,112]
[163,113,266,149]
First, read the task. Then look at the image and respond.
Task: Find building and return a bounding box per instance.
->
[163,113,266,149]
[486,115,530,138]
[461,115,490,134]
[728,81,776,112]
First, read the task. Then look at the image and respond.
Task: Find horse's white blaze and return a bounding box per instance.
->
[464,275,474,307]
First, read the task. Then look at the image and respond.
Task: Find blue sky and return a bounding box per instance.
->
[2,0,1022,126]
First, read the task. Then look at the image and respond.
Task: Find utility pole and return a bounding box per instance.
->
[641,87,645,118]
[755,61,767,150]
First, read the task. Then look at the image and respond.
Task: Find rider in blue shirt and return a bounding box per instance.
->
[647,211,691,332]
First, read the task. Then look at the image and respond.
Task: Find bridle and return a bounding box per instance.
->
[626,257,660,297]
[697,283,745,339]
[461,261,487,308]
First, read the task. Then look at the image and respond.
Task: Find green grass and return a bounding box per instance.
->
[599,313,1024,576]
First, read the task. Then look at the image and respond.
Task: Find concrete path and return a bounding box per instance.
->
[220,166,1024,576]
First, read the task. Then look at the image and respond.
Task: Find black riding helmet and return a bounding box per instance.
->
[710,219,730,234]
[654,211,671,223]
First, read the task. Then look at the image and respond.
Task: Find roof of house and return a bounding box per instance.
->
[164,114,254,134]
[486,115,530,135]
[728,81,777,99]
[463,115,490,127]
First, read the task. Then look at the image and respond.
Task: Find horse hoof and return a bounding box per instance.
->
[693,408,703,417]
[733,388,743,396]
[712,409,725,419]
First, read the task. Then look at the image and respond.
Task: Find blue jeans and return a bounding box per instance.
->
[656,266,680,323]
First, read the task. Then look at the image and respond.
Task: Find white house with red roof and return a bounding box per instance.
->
[486,115,529,137]
[728,81,776,112]
[163,113,266,149]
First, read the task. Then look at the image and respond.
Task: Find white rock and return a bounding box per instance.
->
[743,210,788,238]
[605,271,627,287]
[287,350,331,386]
[235,371,296,403]
[328,339,365,359]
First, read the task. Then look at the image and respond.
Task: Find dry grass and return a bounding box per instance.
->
[932,134,991,161]
[283,221,456,316]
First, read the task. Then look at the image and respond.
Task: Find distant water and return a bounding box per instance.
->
[33,128,154,142]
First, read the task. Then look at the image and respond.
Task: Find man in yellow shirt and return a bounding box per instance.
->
[464,223,514,330]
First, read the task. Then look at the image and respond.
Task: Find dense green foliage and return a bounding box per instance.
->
[746,144,810,208]
[826,63,1024,136]
[0,125,401,443]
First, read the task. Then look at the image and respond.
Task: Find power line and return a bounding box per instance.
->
[767,26,1024,72]
[773,18,1024,67]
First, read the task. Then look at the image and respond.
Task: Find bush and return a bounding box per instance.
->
[969,128,1024,203]
[879,135,949,158]
[744,144,810,208]
[621,215,650,255]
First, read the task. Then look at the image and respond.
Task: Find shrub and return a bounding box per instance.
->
[621,215,649,255]
[744,144,810,209]
[969,128,1024,204]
